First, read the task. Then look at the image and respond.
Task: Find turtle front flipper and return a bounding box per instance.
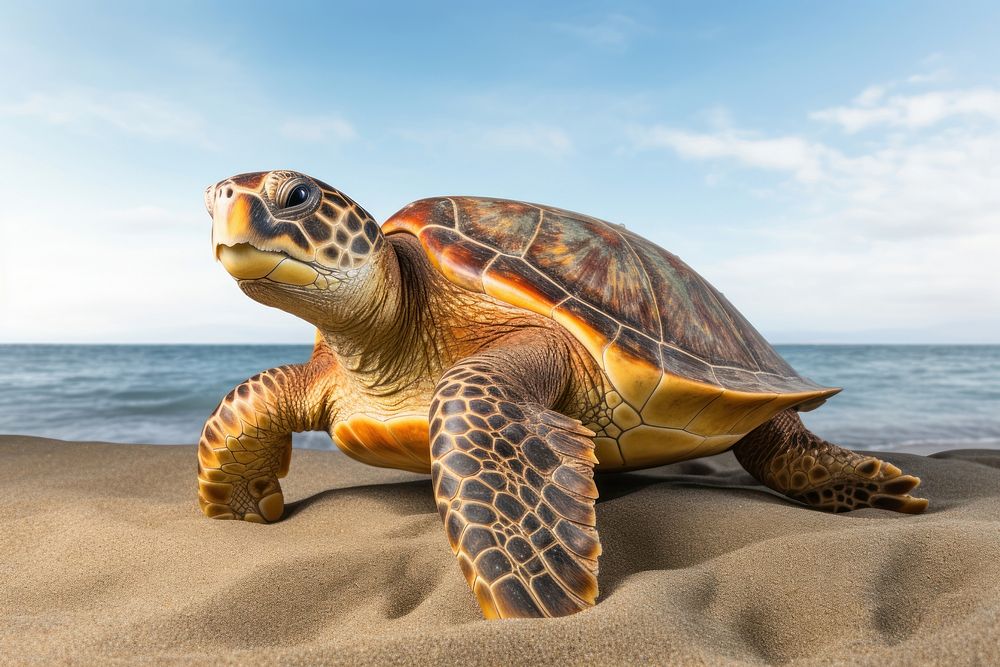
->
[430,332,601,619]
[198,355,336,523]
[734,409,929,514]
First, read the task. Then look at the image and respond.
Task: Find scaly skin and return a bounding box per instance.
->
[430,328,602,618]
[197,343,339,521]
[733,409,928,514]
[199,169,928,620]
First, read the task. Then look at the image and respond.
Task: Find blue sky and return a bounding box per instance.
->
[1,1,998,343]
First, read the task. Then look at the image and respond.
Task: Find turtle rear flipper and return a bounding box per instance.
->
[430,330,601,619]
[733,410,929,514]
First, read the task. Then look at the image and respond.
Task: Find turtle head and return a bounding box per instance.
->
[205,170,388,326]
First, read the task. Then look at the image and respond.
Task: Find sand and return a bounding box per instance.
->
[1,436,998,666]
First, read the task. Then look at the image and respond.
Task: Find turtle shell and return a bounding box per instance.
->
[384,197,838,441]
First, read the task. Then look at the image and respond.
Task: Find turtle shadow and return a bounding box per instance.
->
[595,468,768,504]
[283,479,434,520]
[594,452,772,505]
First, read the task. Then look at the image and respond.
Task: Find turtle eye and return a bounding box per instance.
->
[283,184,310,208]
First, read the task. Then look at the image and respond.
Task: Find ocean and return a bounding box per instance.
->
[0,345,998,453]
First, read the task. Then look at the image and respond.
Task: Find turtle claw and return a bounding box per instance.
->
[881,473,920,496]
[878,461,903,478]
[868,469,928,514]
[871,491,929,514]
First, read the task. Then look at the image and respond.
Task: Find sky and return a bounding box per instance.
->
[0,1,998,344]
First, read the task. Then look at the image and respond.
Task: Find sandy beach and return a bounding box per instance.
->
[1,435,998,665]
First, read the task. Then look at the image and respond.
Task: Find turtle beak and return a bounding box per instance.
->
[208,181,241,256]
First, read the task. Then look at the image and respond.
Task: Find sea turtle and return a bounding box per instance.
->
[198,170,928,619]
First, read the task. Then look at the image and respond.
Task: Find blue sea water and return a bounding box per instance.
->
[0,345,997,452]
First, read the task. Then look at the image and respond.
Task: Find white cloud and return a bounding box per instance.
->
[819,130,1000,238]
[634,127,829,182]
[810,87,1000,133]
[278,115,357,143]
[853,85,887,106]
[636,93,1000,240]
[553,14,645,49]
[1,89,210,145]
[634,78,1000,341]
[906,69,949,85]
